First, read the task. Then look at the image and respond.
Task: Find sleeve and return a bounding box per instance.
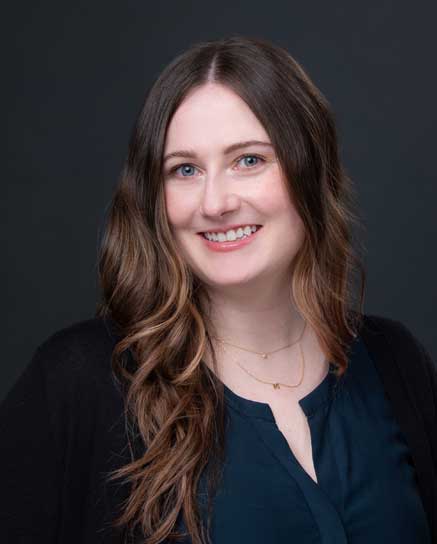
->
[420,340,437,408]
[396,320,437,412]
[392,319,437,469]
[0,346,61,542]
[412,329,437,468]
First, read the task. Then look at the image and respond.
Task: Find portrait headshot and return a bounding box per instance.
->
[2,3,436,543]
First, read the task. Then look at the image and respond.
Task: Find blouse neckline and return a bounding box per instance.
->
[222,361,341,421]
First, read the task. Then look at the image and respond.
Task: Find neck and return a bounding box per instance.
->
[202,277,305,354]
[199,276,329,392]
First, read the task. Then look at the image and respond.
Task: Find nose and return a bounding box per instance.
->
[199,173,241,218]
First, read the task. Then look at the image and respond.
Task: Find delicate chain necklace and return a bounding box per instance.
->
[213,321,307,390]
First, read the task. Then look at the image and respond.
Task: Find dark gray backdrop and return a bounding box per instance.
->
[3,1,436,401]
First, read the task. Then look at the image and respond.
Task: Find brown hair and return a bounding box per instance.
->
[96,34,366,544]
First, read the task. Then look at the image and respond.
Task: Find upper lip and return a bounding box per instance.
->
[197,224,262,234]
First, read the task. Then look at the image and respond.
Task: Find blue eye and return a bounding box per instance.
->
[174,164,197,177]
[238,154,264,168]
[168,153,265,179]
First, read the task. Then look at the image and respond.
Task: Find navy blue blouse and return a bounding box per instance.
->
[199,335,431,543]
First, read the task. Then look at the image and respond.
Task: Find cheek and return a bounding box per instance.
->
[259,173,302,221]
[164,186,191,228]
[262,175,306,247]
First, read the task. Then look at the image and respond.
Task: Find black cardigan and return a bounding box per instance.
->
[359,314,437,539]
[0,313,436,543]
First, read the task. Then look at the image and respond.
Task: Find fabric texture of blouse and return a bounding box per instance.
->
[200,335,431,542]
[0,313,436,543]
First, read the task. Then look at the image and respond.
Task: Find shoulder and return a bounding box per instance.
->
[1,315,126,447]
[29,315,123,400]
[37,315,118,360]
[359,312,434,366]
[358,312,436,411]
[360,312,417,338]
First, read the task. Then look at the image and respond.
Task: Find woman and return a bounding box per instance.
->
[1,35,436,543]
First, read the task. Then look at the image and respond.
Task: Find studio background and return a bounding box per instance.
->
[2,1,436,401]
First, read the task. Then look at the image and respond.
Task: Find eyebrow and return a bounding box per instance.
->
[163,140,273,163]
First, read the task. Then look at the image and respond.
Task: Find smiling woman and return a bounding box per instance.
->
[162,82,306,287]
[1,35,435,544]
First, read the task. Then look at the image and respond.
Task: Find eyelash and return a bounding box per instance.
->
[167,153,266,178]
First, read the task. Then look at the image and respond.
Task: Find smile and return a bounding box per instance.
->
[197,225,263,253]
[202,225,260,242]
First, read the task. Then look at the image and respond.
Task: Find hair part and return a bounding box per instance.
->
[96,34,366,543]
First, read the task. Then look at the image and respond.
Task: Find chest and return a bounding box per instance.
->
[268,398,319,484]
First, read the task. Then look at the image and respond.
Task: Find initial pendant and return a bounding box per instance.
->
[273,383,280,390]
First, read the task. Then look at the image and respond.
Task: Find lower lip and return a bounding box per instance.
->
[198,227,263,252]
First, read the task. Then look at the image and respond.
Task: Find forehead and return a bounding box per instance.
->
[164,84,269,152]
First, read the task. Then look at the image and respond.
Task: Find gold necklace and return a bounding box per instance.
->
[214,321,307,390]
[212,320,307,359]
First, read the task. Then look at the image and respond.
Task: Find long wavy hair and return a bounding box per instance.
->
[96,35,366,544]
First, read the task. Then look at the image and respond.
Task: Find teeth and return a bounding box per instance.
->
[203,225,259,242]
